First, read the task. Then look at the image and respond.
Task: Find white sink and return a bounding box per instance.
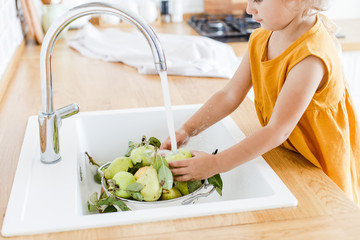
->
[2,104,297,237]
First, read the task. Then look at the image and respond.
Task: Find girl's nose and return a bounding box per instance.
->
[246,2,256,15]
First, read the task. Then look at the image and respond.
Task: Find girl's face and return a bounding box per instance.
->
[246,0,302,31]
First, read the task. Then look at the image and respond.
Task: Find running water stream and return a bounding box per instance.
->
[159,71,177,152]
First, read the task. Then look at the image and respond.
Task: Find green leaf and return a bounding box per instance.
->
[93,171,102,184]
[129,162,142,175]
[88,191,131,213]
[103,205,117,213]
[158,165,173,190]
[154,155,168,171]
[207,174,223,196]
[215,188,222,196]
[126,182,143,192]
[113,200,131,211]
[89,192,99,205]
[107,195,116,204]
[124,141,140,157]
[130,192,144,201]
[149,137,161,148]
[99,191,108,200]
[87,201,97,213]
[126,182,144,201]
[97,198,109,206]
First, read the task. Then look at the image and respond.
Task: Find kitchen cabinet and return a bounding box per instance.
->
[1,18,360,239]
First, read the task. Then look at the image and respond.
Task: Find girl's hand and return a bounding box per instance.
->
[160,128,190,150]
[169,151,218,181]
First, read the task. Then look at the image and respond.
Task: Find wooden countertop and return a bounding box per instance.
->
[1,19,360,240]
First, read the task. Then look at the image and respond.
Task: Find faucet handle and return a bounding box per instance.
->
[38,103,80,164]
[56,103,80,120]
[55,103,80,129]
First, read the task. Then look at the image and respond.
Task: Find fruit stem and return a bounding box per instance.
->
[85,152,100,167]
[152,147,158,166]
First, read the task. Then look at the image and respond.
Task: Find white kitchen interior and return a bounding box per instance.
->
[0,0,360,108]
[1,0,360,238]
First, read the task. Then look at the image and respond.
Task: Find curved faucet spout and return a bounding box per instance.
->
[39,2,167,163]
[40,2,167,114]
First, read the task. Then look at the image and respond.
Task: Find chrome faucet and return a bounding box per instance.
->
[38,2,167,163]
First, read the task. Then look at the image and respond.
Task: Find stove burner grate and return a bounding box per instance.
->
[187,13,261,42]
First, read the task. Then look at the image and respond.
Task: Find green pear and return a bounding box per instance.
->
[112,171,136,198]
[130,145,155,166]
[160,187,182,200]
[104,156,133,179]
[187,180,203,194]
[165,148,192,162]
[134,166,149,180]
[174,180,202,196]
[136,166,162,201]
[166,148,201,196]
[174,181,189,195]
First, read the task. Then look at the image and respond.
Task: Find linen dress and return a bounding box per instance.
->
[248,15,360,205]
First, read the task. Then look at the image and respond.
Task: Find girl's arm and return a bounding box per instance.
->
[161,50,253,149]
[170,55,326,181]
[182,50,253,136]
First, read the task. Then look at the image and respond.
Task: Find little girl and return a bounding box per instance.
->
[161,0,360,205]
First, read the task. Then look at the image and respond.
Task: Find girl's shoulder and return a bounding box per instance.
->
[249,28,271,43]
[248,28,272,54]
[290,15,339,59]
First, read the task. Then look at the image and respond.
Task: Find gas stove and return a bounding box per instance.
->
[187,13,261,43]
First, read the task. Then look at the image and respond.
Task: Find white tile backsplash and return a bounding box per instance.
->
[183,0,203,13]
[0,0,24,82]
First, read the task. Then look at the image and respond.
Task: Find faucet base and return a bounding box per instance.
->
[38,103,80,163]
[41,156,62,164]
[38,112,61,164]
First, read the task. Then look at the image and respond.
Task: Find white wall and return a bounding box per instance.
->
[1,0,359,82]
[325,0,360,19]
[182,0,360,18]
[52,0,360,18]
[0,0,24,81]
[183,0,360,19]
[182,0,203,13]
[59,0,204,13]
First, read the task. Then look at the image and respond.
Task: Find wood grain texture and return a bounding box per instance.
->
[23,0,44,44]
[1,21,360,240]
[204,0,247,14]
[20,0,35,38]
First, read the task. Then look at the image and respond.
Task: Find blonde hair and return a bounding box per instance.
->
[305,0,331,12]
[301,0,339,34]
[302,0,330,17]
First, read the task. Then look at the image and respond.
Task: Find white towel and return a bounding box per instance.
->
[68,23,241,79]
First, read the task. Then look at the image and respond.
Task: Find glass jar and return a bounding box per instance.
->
[41,4,68,38]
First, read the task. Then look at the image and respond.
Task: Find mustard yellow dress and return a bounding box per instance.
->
[248,15,360,205]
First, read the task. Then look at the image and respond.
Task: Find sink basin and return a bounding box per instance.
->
[2,104,297,237]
